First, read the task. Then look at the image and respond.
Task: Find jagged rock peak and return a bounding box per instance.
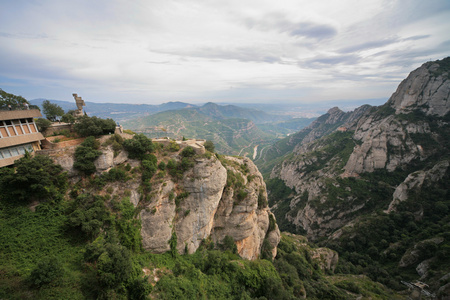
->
[327,106,343,114]
[387,57,450,116]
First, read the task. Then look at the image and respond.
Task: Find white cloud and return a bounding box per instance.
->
[0,0,449,103]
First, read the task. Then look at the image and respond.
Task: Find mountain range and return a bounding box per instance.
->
[122,102,314,156]
[265,57,450,296]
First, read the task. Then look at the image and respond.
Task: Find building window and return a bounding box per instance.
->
[0,143,34,161]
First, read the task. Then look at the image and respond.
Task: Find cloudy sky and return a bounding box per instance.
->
[1,0,449,104]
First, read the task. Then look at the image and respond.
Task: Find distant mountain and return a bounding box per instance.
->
[29,99,195,121]
[122,107,277,156]
[195,102,289,124]
[122,102,315,156]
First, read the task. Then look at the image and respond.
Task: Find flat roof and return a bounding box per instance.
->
[0,132,44,148]
[0,109,42,121]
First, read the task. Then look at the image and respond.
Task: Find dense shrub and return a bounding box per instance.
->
[35,118,52,132]
[97,243,133,289]
[73,136,102,175]
[0,153,67,202]
[204,140,215,152]
[67,194,110,238]
[123,134,155,160]
[61,112,75,124]
[180,146,195,158]
[73,115,116,137]
[28,256,64,288]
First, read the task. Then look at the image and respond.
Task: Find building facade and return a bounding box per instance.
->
[0,109,45,168]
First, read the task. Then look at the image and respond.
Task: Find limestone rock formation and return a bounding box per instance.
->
[387,58,450,116]
[387,160,449,212]
[140,154,280,260]
[45,136,280,260]
[269,57,450,239]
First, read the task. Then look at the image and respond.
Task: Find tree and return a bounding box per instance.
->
[97,243,133,289]
[42,100,64,121]
[28,256,64,288]
[73,136,102,175]
[61,113,75,124]
[68,194,110,238]
[0,153,68,202]
[73,115,116,137]
[0,89,29,109]
[123,134,155,160]
[204,140,215,153]
[35,118,52,133]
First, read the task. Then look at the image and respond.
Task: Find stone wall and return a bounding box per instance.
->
[43,123,72,137]
[41,136,85,150]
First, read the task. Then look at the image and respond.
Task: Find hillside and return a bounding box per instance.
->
[255,105,371,176]
[267,57,450,296]
[122,103,313,157]
[0,131,401,299]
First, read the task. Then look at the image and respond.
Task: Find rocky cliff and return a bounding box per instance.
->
[44,138,280,260]
[267,57,450,294]
[270,57,450,238]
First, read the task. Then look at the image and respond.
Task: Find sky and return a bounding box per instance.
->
[0,0,449,105]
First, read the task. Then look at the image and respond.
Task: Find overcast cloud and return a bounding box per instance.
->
[0,0,449,104]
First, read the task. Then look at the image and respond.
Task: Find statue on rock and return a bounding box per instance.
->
[72,93,85,117]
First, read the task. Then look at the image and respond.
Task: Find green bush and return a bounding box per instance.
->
[35,118,52,132]
[73,137,102,175]
[67,194,110,238]
[220,235,237,254]
[0,153,67,202]
[61,113,75,124]
[97,243,133,289]
[204,140,215,153]
[167,141,180,152]
[180,146,195,157]
[28,256,64,288]
[123,134,155,160]
[73,115,116,137]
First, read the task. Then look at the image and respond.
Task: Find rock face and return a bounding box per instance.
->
[269,57,450,239]
[45,137,280,260]
[388,58,450,116]
[140,154,280,260]
[387,160,449,212]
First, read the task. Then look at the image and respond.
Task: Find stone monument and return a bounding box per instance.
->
[72,93,85,117]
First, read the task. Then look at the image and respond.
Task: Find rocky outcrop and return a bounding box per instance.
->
[43,136,280,260]
[387,58,450,116]
[387,160,449,212]
[311,247,339,272]
[140,154,280,260]
[211,156,280,260]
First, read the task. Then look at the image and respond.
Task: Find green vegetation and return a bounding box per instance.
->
[0,153,67,203]
[74,136,102,176]
[0,88,29,109]
[42,100,64,121]
[35,118,52,132]
[122,109,278,157]
[325,167,450,292]
[0,141,403,299]
[123,134,155,160]
[73,115,116,137]
[204,140,215,152]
